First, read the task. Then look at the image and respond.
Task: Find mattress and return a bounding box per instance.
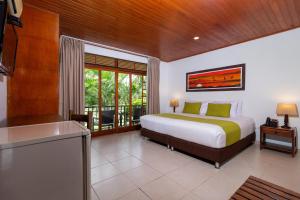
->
[140,113,255,148]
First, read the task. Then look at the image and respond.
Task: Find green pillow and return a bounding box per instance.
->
[206,103,231,118]
[183,102,202,114]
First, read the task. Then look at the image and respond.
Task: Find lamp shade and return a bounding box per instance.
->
[276,103,299,117]
[170,98,179,107]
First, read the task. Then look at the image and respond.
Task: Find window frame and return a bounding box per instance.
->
[85,59,147,136]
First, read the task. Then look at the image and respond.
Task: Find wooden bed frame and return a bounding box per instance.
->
[141,128,255,168]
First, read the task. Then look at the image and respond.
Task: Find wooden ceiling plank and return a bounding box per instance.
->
[284,0,300,27]
[23,0,300,61]
[268,0,290,30]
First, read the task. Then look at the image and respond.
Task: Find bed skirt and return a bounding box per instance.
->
[141,128,255,168]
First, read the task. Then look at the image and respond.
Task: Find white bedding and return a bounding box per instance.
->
[140,113,255,148]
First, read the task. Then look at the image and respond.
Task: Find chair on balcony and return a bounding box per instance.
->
[102,110,115,129]
[69,110,93,130]
[132,106,142,125]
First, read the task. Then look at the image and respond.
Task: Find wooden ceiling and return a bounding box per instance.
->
[24,0,300,62]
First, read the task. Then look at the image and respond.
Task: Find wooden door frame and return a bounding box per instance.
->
[85,64,146,137]
[98,70,102,132]
[115,70,119,131]
[129,74,132,127]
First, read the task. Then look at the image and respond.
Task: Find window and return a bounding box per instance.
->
[84,53,147,135]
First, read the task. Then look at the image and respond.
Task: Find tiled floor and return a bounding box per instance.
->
[90,131,300,200]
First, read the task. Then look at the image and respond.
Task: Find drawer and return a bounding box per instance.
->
[262,127,293,138]
[274,130,292,138]
[262,127,276,134]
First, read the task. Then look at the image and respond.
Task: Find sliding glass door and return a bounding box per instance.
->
[118,73,130,128]
[131,74,146,125]
[85,69,99,132]
[101,70,115,131]
[84,54,147,136]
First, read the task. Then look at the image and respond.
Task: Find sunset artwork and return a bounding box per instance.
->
[186,64,245,92]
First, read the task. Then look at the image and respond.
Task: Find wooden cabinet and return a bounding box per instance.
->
[260,125,297,157]
[7,4,59,118]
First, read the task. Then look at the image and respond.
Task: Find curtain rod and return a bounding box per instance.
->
[61,35,150,59]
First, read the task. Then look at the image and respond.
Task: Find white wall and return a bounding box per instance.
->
[85,44,148,64]
[0,75,7,121]
[161,28,300,145]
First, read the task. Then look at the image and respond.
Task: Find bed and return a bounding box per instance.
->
[140,113,256,168]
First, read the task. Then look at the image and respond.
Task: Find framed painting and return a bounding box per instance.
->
[186,64,245,92]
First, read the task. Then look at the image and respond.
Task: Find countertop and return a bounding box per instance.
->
[0,121,90,150]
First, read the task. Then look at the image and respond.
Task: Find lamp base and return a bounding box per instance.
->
[281,114,290,129]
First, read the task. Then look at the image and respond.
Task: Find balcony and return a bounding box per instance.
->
[85,105,146,132]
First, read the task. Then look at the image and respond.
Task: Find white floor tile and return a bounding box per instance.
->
[91,148,109,168]
[93,174,137,200]
[91,187,100,200]
[166,160,218,190]
[91,131,300,200]
[141,176,188,200]
[112,156,143,172]
[124,164,162,187]
[104,151,131,162]
[91,163,121,184]
[118,189,151,200]
[180,193,202,200]
[192,171,242,200]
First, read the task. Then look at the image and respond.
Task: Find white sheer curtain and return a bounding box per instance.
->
[59,36,85,120]
[147,57,160,114]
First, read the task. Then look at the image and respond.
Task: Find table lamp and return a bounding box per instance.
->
[276,103,298,129]
[170,98,179,113]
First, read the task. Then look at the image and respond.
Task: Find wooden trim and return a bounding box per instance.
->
[91,126,140,137]
[86,63,146,75]
[98,70,102,131]
[115,71,119,130]
[129,74,133,127]
[142,76,144,107]
[85,52,147,67]
[142,75,147,115]
[91,129,115,137]
[116,126,140,133]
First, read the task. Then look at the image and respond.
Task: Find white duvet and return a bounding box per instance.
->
[140,113,255,148]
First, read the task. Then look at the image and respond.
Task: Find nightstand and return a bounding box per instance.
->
[260,125,298,157]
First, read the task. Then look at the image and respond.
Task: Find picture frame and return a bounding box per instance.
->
[186,64,245,92]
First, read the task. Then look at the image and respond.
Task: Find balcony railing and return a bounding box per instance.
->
[85,105,146,132]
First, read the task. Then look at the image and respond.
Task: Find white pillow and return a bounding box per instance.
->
[236,100,243,115]
[200,102,208,115]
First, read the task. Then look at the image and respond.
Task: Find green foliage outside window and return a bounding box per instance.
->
[85,69,146,107]
[85,69,98,106]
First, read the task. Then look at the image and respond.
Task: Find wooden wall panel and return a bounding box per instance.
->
[7,4,59,118]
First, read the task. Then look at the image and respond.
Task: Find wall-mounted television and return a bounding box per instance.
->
[0,24,18,76]
[0,0,7,56]
[0,0,20,76]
